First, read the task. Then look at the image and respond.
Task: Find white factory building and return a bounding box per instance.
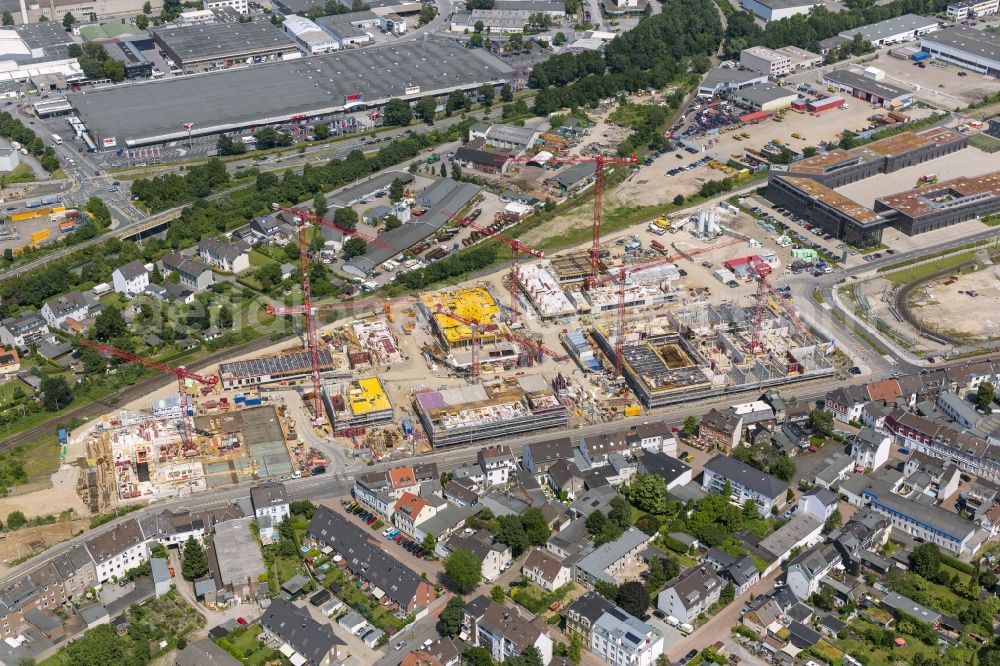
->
[740,46,792,78]
[837,13,938,48]
[740,0,821,22]
[921,25,1000,76]
[283,15,340,55]
[947,0,999,19]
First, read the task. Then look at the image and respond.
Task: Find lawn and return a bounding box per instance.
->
[323,564,413,635]
[249,249,279,268]
[882,250,978,286]
[2,163,36,184]
[275,555,300,584]
[511,581,575,618]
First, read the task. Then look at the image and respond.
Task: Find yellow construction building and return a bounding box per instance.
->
[420,287,509,349]
[323,376,394,429]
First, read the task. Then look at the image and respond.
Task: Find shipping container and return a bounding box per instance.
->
[911,51,930,61]
[58,429,68,445]
[401,417,413,435]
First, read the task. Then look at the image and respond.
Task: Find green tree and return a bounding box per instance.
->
[500,84,513,102]
[681,415,698,436]
[445,90,467,115]
[143,0,151,12]
[93,304,128,341]
[608,496,632,531]
[810,408,834,437]
[134,13,149,30]
[439,162,448,178]
[2,10,14,25]
[496,514,528,556]
[505,32,524,53]
[646,556,666,592]
[438,595,465,637]
[616,581,649,618]
[181,536,208,579]
[343,237,368,259]
[977,381,995,411]
[462,647,494,666]
[385,214,402,230]
[254,127,279,149]
[909,542,942,579]
[673,194,685,206]
[383,98,413,127]
[7,511,26,530]
[823,509,843,535]
[418,3,437,25]
[62,12,75,29]
[522,508,550,546]
[444,548,481,592]
[313,194,329,219]
[334,206,359,230]
[415,96,437,123]
[469,32,484,48]
[553,32,566,45]
[478,84,495,109]
[389,177,406,203]
[490,585,505,602]
[626,474,669,514]
[771,456,795,483]
[422,531,436,553]
[720,582,735,605]
[40,375,72,411]
[585,509,608,537]
[313,123,329,139]
[218,304,234,330]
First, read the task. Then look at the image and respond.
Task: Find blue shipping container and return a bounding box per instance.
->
[235,395,246,404]
[58,429,67,444]
[911,51,930,61]
[245,397,262,406]
[401,417,413,435]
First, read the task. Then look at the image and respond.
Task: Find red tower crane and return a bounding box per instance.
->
[78,338,217,451]
[445,210,543,324]
[504,153,638,281]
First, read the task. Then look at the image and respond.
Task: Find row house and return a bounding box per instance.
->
[477,445,516,486]
[307,506,435,613]
[197,238,251,274]
[884,410,1000,482]
[353,464,429,520]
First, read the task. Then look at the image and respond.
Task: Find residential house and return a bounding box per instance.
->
[884,409,1000,483]
[636,451,692,490]
[260,598,345,666]
[50,545,98,600]
[547,460,584,500]
[151,558,171,597]
[852,427,891,471]
[249,214,280,240]
[825,385,867,423]
[477,445,516,486]
[0,311,49,350]
[160,251,214,291]
[443,478,481,507]
[632,422,676,456]
[862,485,979,555]
[563,592,617,645]
[785,544,842,600]
[0,347,18,380]
[162,281,196,304]
[250,482,289,541]
[701,455,788,517]
[936,390,982,429]
[574,528,652,586]
[902,450,961,501]
[198,238,251,274]
[591,606,664,666]
[394,492,437,536]
[41,290,96,328]
[798,486,838,521]
[112,261,150,296]
[758,514,824,571]
[657,566,723,623]
[741,597,783,638]
[84,518,149,583]
[813,453,853,490]
[176,639,242,666]
[699,409,744,453]
[441,529,512,582]
[720,556,760,595]
[580,431,639,467]
[522,437,574,479]
[353,465,422,521]
[522,548,571,592]
[464,598,554,665]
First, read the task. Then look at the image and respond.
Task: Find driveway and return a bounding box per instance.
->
[665,567,783,662]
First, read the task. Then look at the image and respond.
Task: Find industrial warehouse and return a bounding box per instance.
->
[151,21,300,72]
[69,38,514,147]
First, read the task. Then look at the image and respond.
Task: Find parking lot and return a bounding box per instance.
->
[857,48,1000,109]
[340,500,445,580]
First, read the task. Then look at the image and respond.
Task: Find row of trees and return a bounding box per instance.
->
[68,43,126,83]
[723,0,949,58]
[0,111,59,172]
[130,158,230,212]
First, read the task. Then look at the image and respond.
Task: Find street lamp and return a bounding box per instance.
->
[181,122,195,149]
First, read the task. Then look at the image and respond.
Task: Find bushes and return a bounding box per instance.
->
[0,111,60,172]
[394,243,499,289]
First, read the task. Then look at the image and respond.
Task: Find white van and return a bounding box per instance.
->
[666,616,680,627]
[678,623,694,635]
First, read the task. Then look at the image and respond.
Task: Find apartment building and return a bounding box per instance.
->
[251,482,290,541]
[657,566,723,624]
[0,311,49,350]
[591,606,664,666]
[41,290,96,328]
[111,260,150,296]
[84,519,150,583]
[701,455,788,516]
[465,598,554,665]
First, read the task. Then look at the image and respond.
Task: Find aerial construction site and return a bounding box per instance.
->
[69,164,839,512]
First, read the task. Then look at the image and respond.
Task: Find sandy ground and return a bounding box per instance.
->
[0,464,89,520]
[910,264,1000,339]
[0,517,91,571]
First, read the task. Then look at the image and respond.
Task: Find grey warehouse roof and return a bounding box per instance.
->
[152,21,295,64]
[71,38,514,146]
[922,25,1000,62]
[839,14,938,43]
[823,68,909,99]
[737,82,796,106]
